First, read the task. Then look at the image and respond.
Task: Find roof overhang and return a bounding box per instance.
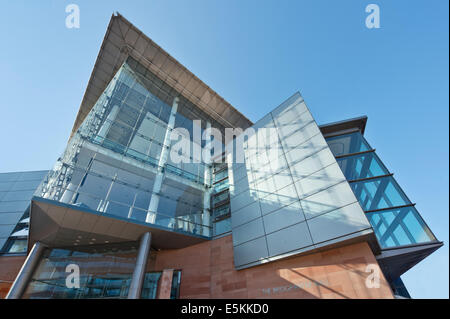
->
[376,241,443,281]
[319,116,368,138]
[28,197,209,251]
[70,13,252,140]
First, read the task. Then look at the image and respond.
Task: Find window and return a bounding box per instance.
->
[326,132,371,156]
[5,238,27,253]
[336,151,389,181]
[367,206,436,248]
[350,176,410,211]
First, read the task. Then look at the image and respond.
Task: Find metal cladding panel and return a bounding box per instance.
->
[228,93,373,269]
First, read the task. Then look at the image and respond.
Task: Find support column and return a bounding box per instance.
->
[6,241,46,299]
[202,122,212,236]
[146,96,179,223]
[127,232,152,299]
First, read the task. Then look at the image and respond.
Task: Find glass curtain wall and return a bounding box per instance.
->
[22,244,182,299]
[326,132,436,248]
[36,57,212,237]
[212,153,231,236]
[22,244,138,299]
[0,171,48,253]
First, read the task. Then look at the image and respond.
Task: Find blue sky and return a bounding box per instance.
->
[0,0,448,298]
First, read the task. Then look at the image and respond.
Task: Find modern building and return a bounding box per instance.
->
[0,13,442,299]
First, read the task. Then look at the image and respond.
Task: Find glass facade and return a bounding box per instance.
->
[21,243,182,299]
[326,132,436,249]
[22,244,137,299]
[35,57,215,237]
[0,170,48,253]
[211,154,231,237]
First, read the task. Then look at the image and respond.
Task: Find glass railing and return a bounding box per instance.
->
[40,184,211,237]
[86,134,205,185]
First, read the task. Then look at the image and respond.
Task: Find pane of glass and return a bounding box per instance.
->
[213,204,230,219]
[213,191,229,205]
[214,179,229,194]
[7,239,28,253]
[337,152,389,181]
[170,271,181,299]
[367,206,436,248]
[78,174,111,201]
[22,245,137,299]
[214,169,228,183]
[141,272,162,299]
[105,201,130,219]
[326,132,371,156]
[350,176,410,211]
[108,182,136,206]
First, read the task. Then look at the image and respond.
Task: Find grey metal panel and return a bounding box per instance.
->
[233,236,269,267]
[284,133,329,166]
[232,218,265,246]
[231,164,252,184]
[262,201,305,234]
[275,111,314,140]
[293,162,346,199]
[251,112,276,130]
[259,184,298,215]
[232,175,253,195]
[270,94,305,118]
[0,238,7,250]
[231,201,261,228]
[266,221,313,257]
[281,122,321,151]
[308,202,372,244]
[230,92,373,270]
[230,190,257,213]
[289,148,336,181]
[301,182,358,220]
[0,200,30,213]
[0,224,16,238]
[0,212,23,225]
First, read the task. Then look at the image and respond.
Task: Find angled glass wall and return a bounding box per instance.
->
[36,57,214,237]
[326,132,436,249]
[0,170,48,254]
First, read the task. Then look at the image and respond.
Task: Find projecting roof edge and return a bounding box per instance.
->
[70,12,253,140]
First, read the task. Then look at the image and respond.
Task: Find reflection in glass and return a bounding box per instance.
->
[22,244,137,299]
[141,272,161,299]
[350,176,410,211]
[367,206,436,248]
[337,152,389,181]
[326,132,371,156]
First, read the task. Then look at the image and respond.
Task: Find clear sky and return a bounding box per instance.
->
[0,0,448,298]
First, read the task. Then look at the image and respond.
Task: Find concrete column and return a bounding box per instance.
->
[6,242,46,299]
[127,232,152,299]
[146,96,179,223]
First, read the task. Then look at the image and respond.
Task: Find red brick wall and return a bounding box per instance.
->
[150,235,393,299]
[0,256,26,299]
